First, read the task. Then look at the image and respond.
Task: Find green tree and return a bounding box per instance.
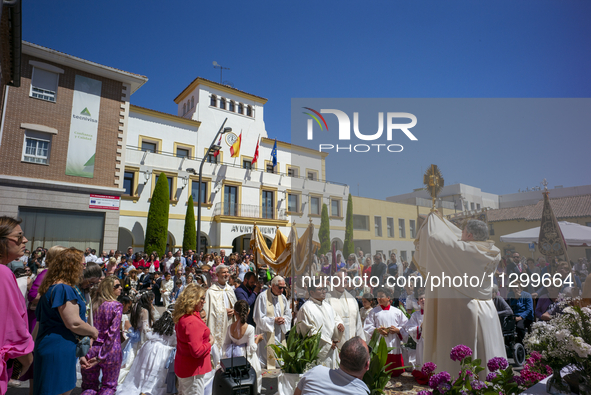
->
[319,203,331,254]
[144,172,169,257]
[343,193,354,257]
[183,195,196,252]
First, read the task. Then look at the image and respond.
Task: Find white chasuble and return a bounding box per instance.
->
[253,289,292,368]
[204,282,237,351]
[296,298,344,369]
[364,305,408,354]
[328,290,365,347]
[414,213,506,379]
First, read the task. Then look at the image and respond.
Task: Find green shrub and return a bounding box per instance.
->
[183,195,196,252]
[144,172,169,257]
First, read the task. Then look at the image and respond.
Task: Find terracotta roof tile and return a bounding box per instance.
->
[488,194,591,222]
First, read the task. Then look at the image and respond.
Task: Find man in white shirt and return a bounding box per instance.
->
[295,336,370,395]
[297,283,345,368]
[253,275,292,368]
[328,271,365,348]
[163,251,175,274]
[203,264,237,351]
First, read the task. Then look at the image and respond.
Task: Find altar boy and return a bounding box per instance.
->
[364,287,408,376]
[402,288,427,384]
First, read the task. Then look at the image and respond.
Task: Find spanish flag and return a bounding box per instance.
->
[230,132,241,158]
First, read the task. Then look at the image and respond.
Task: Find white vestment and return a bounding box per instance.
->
[203,282,237,350]
[401,310,424,368]
[296,298,344,368]
[414,213,506,379]
[328,290,365,347]
[364,305,408,354]
[253,289,292,367]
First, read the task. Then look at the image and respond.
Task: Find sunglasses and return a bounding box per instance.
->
[114,284,122,289]
[277,286,287,290]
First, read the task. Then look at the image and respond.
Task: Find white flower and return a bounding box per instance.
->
[555,329,570,341]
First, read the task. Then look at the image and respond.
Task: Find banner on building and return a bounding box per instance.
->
[65,75,102,178]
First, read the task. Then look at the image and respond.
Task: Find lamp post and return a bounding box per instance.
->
[188,118,230,255]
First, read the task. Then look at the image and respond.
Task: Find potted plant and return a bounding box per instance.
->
[268,328,322,395]
[363,330,407,394]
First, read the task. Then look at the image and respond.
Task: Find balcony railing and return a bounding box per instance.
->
[213,203,287,220]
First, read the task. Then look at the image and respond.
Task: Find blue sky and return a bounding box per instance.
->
[24,1,591,199]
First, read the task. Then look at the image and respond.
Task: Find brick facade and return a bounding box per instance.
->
[0,53,123,187]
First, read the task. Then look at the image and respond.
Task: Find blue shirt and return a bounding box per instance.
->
[508,291,534,321]
[297,365,369,395]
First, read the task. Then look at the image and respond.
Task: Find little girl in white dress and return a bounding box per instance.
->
[222,300,264,393]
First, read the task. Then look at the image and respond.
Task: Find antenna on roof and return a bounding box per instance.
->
[213,61,230,84]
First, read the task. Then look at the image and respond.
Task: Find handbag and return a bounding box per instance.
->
[76,336,91,358]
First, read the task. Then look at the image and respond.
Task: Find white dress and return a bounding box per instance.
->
[401,310,424,369]
[118,307,152,384]
[116,331,177,395]
[222,324,262,394]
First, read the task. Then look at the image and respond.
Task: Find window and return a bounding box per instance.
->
[23,132,51,164]
[31,67,59,102]
[141,141,157,153]
[387,217,394,237]
[375,216,382,237]
[266,163,275,173]
[191,96,194,108]
[470,202,475,210]
[246,105,252,117]
[587,222,591,227]
[399,219,406,238]
[331,199,340,217]
[167,177,174,200]
[191,180,207,203]
[353,215,369,230]
[489,223,495,236]
[229,101,235,112]
[183,103,186,115]
[243,159,252,169]
[310,196,320,215]
[287,166,298,178]
[262,190,274,219]
[400,251,407,262]
[238,103,243,114]
[410,219,416,238]
[206,153,219,164]
[464,202,469,211]
[288,194,299,213]
[176,147,190,158]
[476,203,481,210]
[123,171,135,196]
[210,95,217,107]
[307,171,318,181]
[224,185,238,216]
[220,98,226,110]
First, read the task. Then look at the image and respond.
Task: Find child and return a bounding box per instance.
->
[402,288,426,384]
[360,292,376,324]
[117,307,177,395]
[363,287,408,377]
[161,272,174,307]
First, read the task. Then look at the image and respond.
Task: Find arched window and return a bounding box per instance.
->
[229,100,235,112]
[191,96,194,108]
[220,98,226,110]
[238,103,244,114]
[187,100,190,112]
[246,105,252,117]
[210,95,217,107]
[183,103,186,114]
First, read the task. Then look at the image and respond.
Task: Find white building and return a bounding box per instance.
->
[118,77,348,254]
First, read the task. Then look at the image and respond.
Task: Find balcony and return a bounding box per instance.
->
[213,203,287,221]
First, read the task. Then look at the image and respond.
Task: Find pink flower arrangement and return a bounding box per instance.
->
[450,344,473,362]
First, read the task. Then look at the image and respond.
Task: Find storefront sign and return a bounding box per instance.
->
[65,75,102,178]
[89,194,120,210]
[230,225,276,235]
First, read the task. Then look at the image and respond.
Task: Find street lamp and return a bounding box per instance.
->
[189,118,231,255]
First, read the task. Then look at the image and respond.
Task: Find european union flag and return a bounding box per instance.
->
[271,139,277,167]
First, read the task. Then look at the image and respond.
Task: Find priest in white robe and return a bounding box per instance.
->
[296,283,345,368]
[203,264,237,351]
[328,271,365,348]
[253,275,292,369]
[414,213,506,379]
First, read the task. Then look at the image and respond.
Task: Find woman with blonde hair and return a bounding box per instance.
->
[81,276,123,395]
[34,247,99,395]
[173,284,214,394]
[0,216,34,393]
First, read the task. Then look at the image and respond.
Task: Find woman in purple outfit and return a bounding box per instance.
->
[81,276,123,395]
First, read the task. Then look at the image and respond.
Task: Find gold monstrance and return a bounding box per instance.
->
[423,164,444,211]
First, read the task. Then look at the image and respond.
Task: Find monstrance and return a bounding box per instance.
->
[423,164,444,211]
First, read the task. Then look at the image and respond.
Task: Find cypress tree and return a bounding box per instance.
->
[319,203,331,254]
[343,193,354,257]
[183,195,197,252]
[144,172,169,257]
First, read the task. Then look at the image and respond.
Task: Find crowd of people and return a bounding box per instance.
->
[2,214,591,395]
